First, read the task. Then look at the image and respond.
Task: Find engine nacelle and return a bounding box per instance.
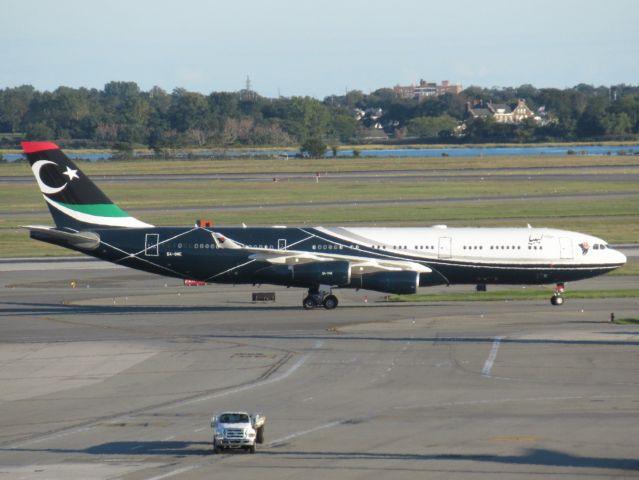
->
[350,270,419,294]
[293,260,351,285]
[255,260,351,287]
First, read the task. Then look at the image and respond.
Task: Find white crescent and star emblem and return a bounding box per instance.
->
[31,160,79,195]
[63,166,79,181]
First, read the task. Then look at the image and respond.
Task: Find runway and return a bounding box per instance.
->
[1,262,638,479]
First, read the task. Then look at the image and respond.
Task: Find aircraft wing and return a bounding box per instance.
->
[210,231,431,274]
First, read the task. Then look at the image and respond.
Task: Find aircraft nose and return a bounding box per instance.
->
[612,248,627,266]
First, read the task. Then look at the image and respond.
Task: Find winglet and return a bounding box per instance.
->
[21,142,60,154]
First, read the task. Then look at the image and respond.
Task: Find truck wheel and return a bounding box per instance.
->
[256,425,265,444]
[213,445,220,454]
[249,444,256,454]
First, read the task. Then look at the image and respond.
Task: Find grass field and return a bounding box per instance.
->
[390,288,639,303]
[612,318,639,325]
[2,178,637,212]
[3,153,639,176]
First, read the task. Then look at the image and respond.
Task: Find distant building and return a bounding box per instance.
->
[466,99,536,124]
[393,79,463,100]
[359,127,389,141]
[354,107,384,129]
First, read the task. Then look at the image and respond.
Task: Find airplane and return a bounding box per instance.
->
[21,141,627,310]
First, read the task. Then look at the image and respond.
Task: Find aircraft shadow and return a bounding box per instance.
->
[259,448,639,471]
[4,444,638,471]
[0,301,303,316]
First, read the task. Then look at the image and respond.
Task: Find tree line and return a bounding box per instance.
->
[0,81,638,151]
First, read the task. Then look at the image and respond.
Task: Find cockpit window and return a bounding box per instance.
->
[593,244,599,250]
[600,244,606,250]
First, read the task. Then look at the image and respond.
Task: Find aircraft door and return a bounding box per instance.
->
[278,239,287,250]
[438,237,452,259]
[145,233,160,257]
[559,237,573,259]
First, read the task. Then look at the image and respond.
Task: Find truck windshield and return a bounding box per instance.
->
[220,413,249,423]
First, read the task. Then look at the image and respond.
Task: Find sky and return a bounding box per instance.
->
[2,0,638,98]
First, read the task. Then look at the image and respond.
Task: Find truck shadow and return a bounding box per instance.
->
[2,441,212,457]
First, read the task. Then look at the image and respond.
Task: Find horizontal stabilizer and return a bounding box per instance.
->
[22,225,100,250]
[211,232,243,249]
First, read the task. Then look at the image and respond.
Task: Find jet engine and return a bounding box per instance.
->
[349,270,419,294]
[255,260,351,287]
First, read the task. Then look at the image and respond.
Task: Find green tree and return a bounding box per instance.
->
[168,89,209,132]
[25,121,54,140]
[576,110,606,138]
[300,138,327,158]
[330,113,358,142]
[283,97,330,142]
[0,85,35,132]
[407,114,457,138]
[602,112,633,135]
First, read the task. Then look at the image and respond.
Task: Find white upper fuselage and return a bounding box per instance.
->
[320,226,627,267]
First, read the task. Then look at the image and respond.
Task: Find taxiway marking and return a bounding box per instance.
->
[481,336,504,377]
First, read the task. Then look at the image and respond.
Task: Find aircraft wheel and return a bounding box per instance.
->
[303,296,316,310]
[550,295,564,306]
[323,295,339,310]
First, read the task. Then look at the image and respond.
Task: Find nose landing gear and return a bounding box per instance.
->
[302,286,339,310]
[550,283,565,306]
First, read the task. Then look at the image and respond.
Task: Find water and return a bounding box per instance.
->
[3,145,638,162]
[343,145,639,158]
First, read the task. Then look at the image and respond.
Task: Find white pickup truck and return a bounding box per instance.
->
[211,412,265,454]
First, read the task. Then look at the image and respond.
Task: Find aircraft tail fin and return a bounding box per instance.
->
[22,142,152,230]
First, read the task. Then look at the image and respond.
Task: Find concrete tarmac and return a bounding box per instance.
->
[1,262,638,479]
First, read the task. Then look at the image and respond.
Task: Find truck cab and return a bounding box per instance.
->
[211,411,265,453]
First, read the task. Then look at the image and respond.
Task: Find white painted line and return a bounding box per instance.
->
[144,464,199,480]
[5,342,326,450]
[141,420,341,480]
[481,336,504,378]
[6,426,95,449]
[267,420,342,447]
[193,427,207,433]
[162,435,175,441]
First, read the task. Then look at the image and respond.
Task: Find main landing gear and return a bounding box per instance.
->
[303,286,339,310]
[550,283,565,306]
